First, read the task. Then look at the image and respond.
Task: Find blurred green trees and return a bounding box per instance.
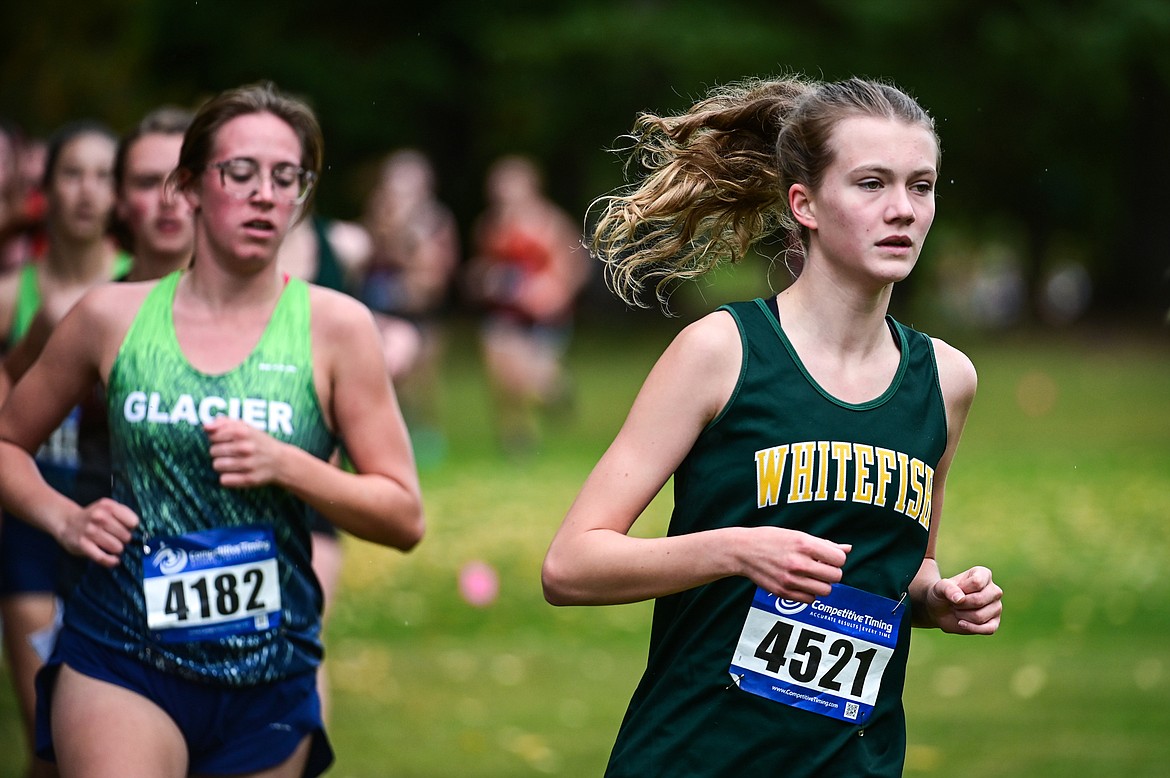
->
[2,0,1167,319]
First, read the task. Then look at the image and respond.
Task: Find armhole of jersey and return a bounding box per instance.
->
[106,278,160,392]
[919,330,950,451]
[703,304,750,432]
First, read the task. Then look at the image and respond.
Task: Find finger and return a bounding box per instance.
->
[808,561,845,585]
[211,457,247,474]
[954,565,993,595]
[80,537,122,568]
[203,418,228,436]
[956,615,1000,635]
[953,582,1003,610]
[934,577,967,605]
[96,515,134,545]
[109,503,141,531]
[95,499,140,533]
[808,543,848,568]
[955,599,1003,626]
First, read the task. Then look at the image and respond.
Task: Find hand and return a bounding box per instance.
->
[59,498,139,568]
[205,418,284,489]
[739,527,851,603]
[923,566,1002,635]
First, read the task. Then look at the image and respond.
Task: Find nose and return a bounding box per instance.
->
[885,189,916,224]
[252,172,276,202]
[82,170,112,200]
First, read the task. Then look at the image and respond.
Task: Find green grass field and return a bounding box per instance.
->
[1,312,1167,777]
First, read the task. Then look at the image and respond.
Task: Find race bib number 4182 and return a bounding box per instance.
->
[143,526,282,643]
[729,584,902,724]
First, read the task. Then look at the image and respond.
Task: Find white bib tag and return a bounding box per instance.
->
[729,584,902,724]
[143,525,282,643]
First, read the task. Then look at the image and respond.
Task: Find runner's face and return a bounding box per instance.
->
[119,133,194,261]
[187,112,305,268]
[48,132,117,244]
[792,116,938,288]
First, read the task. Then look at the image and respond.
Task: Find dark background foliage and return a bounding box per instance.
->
[3,0,1168,321]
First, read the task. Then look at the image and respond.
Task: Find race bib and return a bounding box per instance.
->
[729,584,902,724]
[143,525,282,643]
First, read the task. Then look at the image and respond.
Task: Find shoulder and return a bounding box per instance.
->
[930,336,977,415]
[654,308,742,403]
[675,307,741,354]
[307,284,377,337]
[72,280,153,324]
[61,281,153,343]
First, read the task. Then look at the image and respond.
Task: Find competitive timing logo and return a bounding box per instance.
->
[152,546,189,574]
[773,597,808,616]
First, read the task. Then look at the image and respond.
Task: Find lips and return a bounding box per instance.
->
[242,218,276,235]
[877,236,912,248]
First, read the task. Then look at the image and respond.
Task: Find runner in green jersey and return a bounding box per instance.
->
[0,82,424,778]
[544,76,1003,777]
[0,118,122,778]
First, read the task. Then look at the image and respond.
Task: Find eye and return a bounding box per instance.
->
[271,165,301,189]
[910,180,935,195]
[859,179,883,191]
[132,175,165,192]
[225,160,257,183]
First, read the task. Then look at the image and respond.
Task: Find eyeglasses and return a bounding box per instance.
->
[210,157,317,205]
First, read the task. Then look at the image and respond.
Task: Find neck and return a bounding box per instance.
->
[44,234,117,283]
[776,268,894,357]
[181,255,283,312]
[124,250,190,283]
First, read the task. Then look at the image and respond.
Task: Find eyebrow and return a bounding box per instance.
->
[852,164,937,179]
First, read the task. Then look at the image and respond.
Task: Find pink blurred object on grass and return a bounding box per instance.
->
[458,560,500,607]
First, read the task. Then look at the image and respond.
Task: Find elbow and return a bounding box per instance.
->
[540,552,581,606]
[397,506,426,552]
[380,492,425,552]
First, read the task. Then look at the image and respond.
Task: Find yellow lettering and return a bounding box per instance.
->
[814,441,831,501]
[831,442,853,501]
[873,448,897,507]
[852,444,875,504]
[906,458,925,520]
[917,464,935,529]
[894,451,910,513]
[756,445,790,508]
[787,442,816,503]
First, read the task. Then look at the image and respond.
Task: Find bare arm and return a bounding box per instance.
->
[541,310,851,606]
[908,339,1002,634]
[207,288,424,551]
[0,288,140,565]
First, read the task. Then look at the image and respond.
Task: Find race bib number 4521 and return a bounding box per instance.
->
[729,584,902,725]
[143,526,282,643]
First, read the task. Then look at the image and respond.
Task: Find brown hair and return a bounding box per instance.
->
[115,106,194,193]
[591,75,938,309]
[171,81,323,218]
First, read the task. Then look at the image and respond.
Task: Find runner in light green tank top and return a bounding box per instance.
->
[7,251,132,346]
[0,84,424,777]
[68,269,336,685]
[0,120,127,778]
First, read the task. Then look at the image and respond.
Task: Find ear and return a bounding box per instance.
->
[788,183,817,231]
[175,169,200,212]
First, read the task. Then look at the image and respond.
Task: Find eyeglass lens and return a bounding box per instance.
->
[216,158,313,203]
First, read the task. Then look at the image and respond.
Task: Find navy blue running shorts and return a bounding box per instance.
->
[36,627,334,776]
